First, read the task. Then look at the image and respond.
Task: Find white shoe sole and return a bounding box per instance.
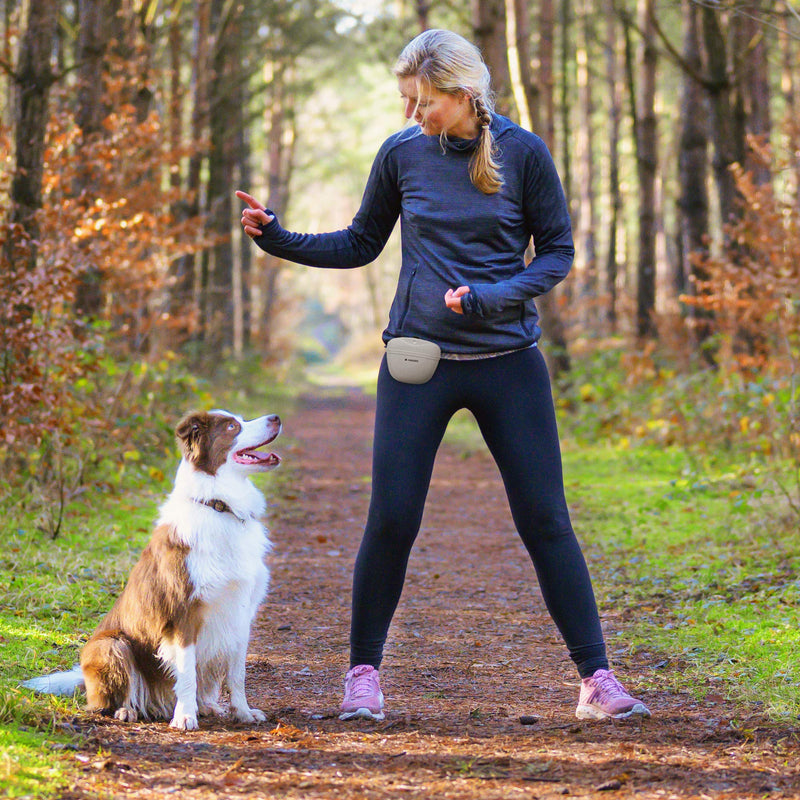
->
[576,702,651,720]
[339,707,385,721]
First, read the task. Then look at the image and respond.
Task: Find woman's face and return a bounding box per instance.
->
[398,76,478,139]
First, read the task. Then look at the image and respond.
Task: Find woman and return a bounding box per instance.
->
[237,29,650,723]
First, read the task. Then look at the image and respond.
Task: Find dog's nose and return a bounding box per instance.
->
[267,414,281,427]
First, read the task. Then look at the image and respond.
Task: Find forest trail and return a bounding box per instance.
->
[63,388,798,799]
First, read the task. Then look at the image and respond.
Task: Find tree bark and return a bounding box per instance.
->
[6,0,59,270]
[602,0,622,333]
[73,0,125,317]
[258,65,296,355]
[176,0,209,340]
[634,0,658,339]
[204,0,241,350]
[676,0,709,301]
[575,0,598,326]
[702,4,745,231]
[504,0,537,131]
[416,0,430,32]
[539,0,556,147]
[236,103,252,354]
[777,1,799,203]
[472,0,512,113]
[740,1,771,186]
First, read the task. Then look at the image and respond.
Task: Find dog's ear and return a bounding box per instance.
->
[175,412,208,460]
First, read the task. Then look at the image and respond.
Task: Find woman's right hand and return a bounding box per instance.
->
[236,190,274,238]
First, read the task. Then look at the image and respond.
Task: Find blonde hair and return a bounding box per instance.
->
[393,29,503,195]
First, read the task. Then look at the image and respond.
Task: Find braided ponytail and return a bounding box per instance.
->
[394,29,504,195]
[470,95,503,194]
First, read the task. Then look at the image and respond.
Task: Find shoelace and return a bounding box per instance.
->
[590,670,629,700]
[347,667,377,699]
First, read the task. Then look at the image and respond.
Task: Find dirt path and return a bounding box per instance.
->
[64,388,798,799]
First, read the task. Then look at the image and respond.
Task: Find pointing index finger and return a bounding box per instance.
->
[235,190,265,210]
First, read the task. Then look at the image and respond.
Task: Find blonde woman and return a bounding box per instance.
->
[238,29,650,722]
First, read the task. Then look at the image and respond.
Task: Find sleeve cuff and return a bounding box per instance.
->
[461,288,484,318]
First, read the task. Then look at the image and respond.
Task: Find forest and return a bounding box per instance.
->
[1,0,799,797]
[1,0,798,471]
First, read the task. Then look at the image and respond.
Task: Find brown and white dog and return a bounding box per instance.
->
[23,410,281,730]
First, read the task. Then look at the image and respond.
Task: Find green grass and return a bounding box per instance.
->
[0,475,165,798]
[0,726,80,798]
[559,439,799,718]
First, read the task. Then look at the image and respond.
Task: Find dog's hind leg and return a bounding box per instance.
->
[197,665,224,717]
[80,635,138,720]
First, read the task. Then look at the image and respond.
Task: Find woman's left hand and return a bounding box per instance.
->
[445,286,470,314]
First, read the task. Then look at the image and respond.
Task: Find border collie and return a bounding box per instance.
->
[23,410,281,730]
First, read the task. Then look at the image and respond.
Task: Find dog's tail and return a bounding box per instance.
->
[21,666,85,696]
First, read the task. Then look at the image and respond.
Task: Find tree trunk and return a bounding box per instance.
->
[702,4,745,231]
[634,0,658,339]
[168,7,183,193]
[237,106,253,353]
[73,0,124,317]
[6,0,59,271]
[740,1,771,186]
[504,0,537,131]
[3,0,12,116]
[603,0,622,333]
[176,0,210,342]
[472,0,512,113]
[533,0,571,374]
[416,0,430,31]
[778,1,799,203]
[75,0,122,138]
[558,0,572,205]
[676,0,709,303]
[574,0,598,327]
[257,64,296,355]
[539,0,556,147]
[204,0,240,351]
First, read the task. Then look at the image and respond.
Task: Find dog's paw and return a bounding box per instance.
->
[114,707,137,723]
[198,700,224,717]
[169,713,199,731]
[231,706,266,724]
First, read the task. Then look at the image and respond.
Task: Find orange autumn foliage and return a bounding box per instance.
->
[682,137,800,374]
[1,73,206,457]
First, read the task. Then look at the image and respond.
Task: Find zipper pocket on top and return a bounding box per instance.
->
[397,265,418,334]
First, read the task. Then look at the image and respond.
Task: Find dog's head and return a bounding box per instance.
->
[175,410,281,476]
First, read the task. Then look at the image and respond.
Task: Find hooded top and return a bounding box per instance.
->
[252,113,574,355]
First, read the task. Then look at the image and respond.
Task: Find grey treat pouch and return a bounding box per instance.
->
[385,337,441,384]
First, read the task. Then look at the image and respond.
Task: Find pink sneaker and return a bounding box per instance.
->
[576,669,651,720]
[339,665,385,721]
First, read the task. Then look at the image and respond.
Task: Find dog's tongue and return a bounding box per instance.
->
[234,447,280,466]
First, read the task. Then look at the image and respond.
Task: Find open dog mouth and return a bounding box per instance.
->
[233,435,281,467]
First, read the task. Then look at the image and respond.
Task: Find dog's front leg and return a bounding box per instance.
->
[169,642,199,731]
[227,639,265,724]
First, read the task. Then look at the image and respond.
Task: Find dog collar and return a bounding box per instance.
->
[193,497,247,523]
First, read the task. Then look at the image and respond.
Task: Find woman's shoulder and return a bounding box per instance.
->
[378,125,423,155]
[493,115,549,156]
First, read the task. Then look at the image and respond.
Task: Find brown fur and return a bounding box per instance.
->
[175,412,242,475]
[80,523,203,718]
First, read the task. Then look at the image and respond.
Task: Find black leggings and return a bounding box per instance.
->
[350,345,608,679]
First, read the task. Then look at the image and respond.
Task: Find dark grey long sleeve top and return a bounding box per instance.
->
[252,113,574,354]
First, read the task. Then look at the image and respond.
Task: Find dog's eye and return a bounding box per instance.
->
[228,422,237,431]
